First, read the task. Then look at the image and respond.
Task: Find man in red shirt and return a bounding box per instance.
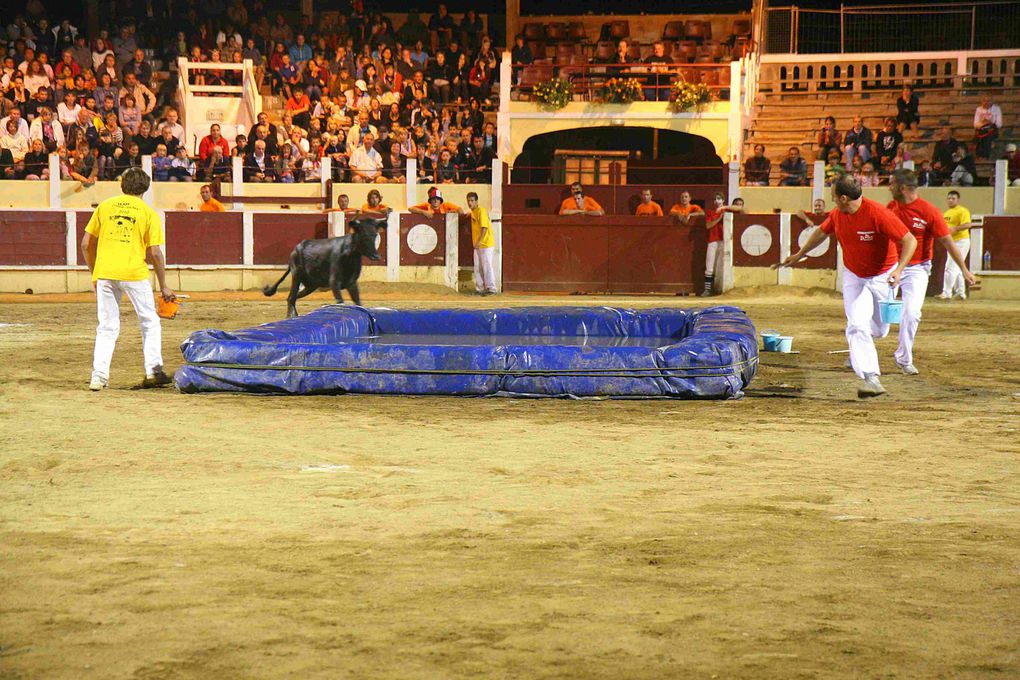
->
[777,174,917,398]
[886,169,974,375]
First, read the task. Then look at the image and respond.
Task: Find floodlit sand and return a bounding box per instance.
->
[1,285,1019,679]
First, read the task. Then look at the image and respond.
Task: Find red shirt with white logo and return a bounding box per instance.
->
[885,197,950,265]
[705,208,724,243]
[819,198,909,278]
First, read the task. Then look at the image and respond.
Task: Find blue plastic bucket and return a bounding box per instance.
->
[775,336,794,352]
[879,299,903,324]
[760,329,781,351]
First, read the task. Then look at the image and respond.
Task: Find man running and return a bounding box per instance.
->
[81,167,175,390]
[886,169,975,374]
[776,174,916,398]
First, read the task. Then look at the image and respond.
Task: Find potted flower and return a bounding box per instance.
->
[670,79,715,113]
[599,77,643,104]
[532,78,573,109]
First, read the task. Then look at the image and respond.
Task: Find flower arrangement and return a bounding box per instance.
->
[599,78,643,104]
[532,78,573,109]
[670,79,715,113]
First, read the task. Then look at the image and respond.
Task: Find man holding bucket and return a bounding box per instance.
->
[886,169,975,375]
[776,174,916,398]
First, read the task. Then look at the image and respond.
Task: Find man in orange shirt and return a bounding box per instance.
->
[409,186,461,215]
[360,188,391,217]
[634,189,663,216]
[199,184,225,212]
[669,190,704,224]
[558,182,604,216]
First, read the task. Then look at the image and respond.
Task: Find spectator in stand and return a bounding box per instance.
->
[158,108,185,146]
[931,125,962,185]
[843,116,873,167]
[383,143,405,182]
[973,93,1002,159]
[459,135,493,183]
[350,132,385,183]
[119,72,154,116]
[203,146,232,182]
[510,34,532,85]
[198,124,231,162]
[69,142,98,186]
[428,50,455,103]
[22,137,48,180]
[93,73,118,113]
[779,146,808,186]
[643,41,671,102]
[558,181,604,215]
[289,34,313,73]
[92,37,114,72]
[118,93,141,136]
[115,141,143,177]
[434,147,457,182]
[56,90,81,131]
[169,146,195,181]
[200,184,226,211]
[824,149,845,186]
[301,138,323,183]
[150,143,171,181]
[96,53,118,88]
[858,160,880,188]
[949,146,976,187]
[895,83,920,137]
[129,119,156,155]
[24,86,51,122]
[23,59,50,95]
[285,87,312,130]
[1004,143,1020,185]
[743,144,770,186]
[157,125,179,157]
[121,49,152,88]
[635,188,663,216]
[410,186,460,215]
[817,115,841,161]
[29,106,63,151]
[96,114,123,179]
[916,159,935,187]
[669,190,703,224]
[875,117,903,173]
[428,4,455,54]
[460,10,485,52]
[275,144,298,183]
[244,139,275,182]
[0,119,28,177]
[5,73,30,111]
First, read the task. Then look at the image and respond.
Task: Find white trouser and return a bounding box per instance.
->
[473,246,496,293]
[895,262,930,367]
[705,240,723,277]
[842,268,892,379]
[92,279,163,381]
[942,238,969,297]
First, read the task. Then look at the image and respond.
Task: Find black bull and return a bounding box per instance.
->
[263,217,385,317]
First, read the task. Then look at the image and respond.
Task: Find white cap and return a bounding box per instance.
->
[355,79,367,91]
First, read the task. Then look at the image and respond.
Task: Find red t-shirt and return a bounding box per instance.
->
[886,197,950,265]
[819,198,909,278]
[705,208,724,243]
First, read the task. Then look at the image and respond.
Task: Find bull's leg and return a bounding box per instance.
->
[286,277,301,318]
[346,281,361,306]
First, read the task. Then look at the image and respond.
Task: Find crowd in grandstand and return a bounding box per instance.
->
[0,3,501,185]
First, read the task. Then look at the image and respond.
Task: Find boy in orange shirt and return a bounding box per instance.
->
[409,186,461,215]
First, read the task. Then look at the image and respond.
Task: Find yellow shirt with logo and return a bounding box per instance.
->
[943,204,971,242]
[85,194,164,282]
[470,206,494,249]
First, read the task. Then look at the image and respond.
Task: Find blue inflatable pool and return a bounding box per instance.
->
[175,305,758,399]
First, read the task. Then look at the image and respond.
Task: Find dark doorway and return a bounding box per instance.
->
[511,126,724,186]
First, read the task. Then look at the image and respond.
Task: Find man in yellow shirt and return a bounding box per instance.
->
[460,191,497,295]
[409,186,461,215]
[940,189,972,300]
[80,167,175,390]
[199,184,225,212]
[634,189,664,216]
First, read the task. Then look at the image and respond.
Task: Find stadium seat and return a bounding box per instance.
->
[527,41,546,60]
[523,23,545,41]
[732,19,752,38]
[546,23,567,43]
[594,41,615,63]
[609,20,630,41]
[674,41,699,63]
[662,21,685,43]
[555,43,578,63]
[567,22,588,44]
[683,20,709,44]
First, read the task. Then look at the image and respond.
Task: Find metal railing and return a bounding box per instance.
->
[513,61,732,101]
[765,1,1020,54]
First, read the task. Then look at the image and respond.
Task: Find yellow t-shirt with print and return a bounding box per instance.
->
[85,194,164,282]
[470,206,494,249]
[943,204,971,242]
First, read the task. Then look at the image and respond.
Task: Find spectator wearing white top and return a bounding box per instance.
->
[973,93,1003,159]
[56,91,81,129]
[157,108,185,146]
[350,133,385,183]
[0,108,31,140]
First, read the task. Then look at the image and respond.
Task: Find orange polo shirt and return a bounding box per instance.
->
[411,202,461,214]
[361,203,390,213]
[669,203,703,217]
[559,196,603,214]
[200,198,225,212]
[635,201,663,216]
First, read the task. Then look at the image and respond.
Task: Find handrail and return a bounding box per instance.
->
[513,61,733,100]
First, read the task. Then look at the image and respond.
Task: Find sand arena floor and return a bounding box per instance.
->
[1,284,1018,679]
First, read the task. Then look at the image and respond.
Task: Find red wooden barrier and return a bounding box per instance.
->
[164,211,243,265]
[790,214,838,269]
[502,184,727,216]
[252,214,327,265]
[0,211,66,265]
[502,215,704,294]
[399,214,446,266]
[982,216,1020,270]
[732,213,781,267]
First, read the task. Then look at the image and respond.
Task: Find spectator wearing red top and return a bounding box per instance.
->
[198,123,231,162]
[885,168,974,375]
[777,174,917,398]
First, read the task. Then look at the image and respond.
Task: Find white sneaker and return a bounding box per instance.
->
[857,374,887,399]
[89,375,108,391]
[897,362,919,375]
[936,293,950,300]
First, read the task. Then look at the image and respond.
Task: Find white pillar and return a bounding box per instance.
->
[386,211,400,282]
[242,211,253,266]
[727,161,740,200]
[722,212,735,292]
[970,226,984,271]
[994,159,1006,215]
[405,157,417,207]
[728,61,741,162]
[320,156,332,203]
[812,160,825,204]
[232,155,244,209]
[778,212,792,286]
[141,155,153,204]
[327,209,345,238]
[500,51,512,108]
[48,154,61,207]
[497,52,512,163]
[65,211,77,266]
[444,212,459,290]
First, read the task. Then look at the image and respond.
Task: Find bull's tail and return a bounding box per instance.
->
[263,266,291,297]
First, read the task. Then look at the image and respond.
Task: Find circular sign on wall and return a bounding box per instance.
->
[407,224,438,255]
[798,227,830,257]
[740,224,773,256]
